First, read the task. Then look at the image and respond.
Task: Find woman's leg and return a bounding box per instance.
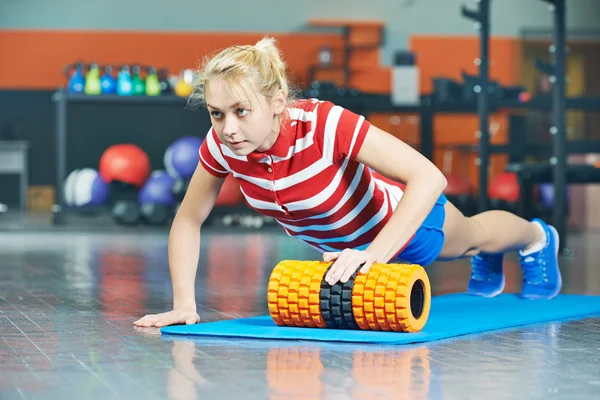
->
[438,201,543,259]
[438,200,562,299]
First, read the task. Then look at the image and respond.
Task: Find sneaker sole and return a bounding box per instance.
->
[468,277,505,298]
[546,225,563,299]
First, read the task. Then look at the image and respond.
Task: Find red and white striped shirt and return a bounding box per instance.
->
[198,98,412,255]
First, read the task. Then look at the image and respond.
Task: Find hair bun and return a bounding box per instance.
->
[254,37,277,54]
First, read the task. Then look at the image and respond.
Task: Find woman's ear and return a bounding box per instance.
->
[271,89,286,114]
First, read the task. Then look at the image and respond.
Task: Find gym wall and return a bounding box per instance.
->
[0,1,598,205]
[2,0,599,66]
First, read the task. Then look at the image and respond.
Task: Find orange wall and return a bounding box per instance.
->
[1,29,522,192]
[0,30,343,90]
[369,36,523,192]
[409,35,523,93]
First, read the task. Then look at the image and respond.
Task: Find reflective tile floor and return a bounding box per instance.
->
[1,228,600,400]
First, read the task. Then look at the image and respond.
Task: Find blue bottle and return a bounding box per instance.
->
[67,63,85,93]
[117,65,133,96]
[100,65,117,95]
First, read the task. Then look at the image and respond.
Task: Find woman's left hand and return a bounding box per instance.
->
[323,249,378,286]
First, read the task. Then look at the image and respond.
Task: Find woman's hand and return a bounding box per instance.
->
[323,249,378,286]
[133,308,200,328]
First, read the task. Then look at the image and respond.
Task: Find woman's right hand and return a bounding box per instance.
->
[133,308,200,328]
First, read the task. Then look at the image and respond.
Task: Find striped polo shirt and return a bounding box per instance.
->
[198,98,411,255]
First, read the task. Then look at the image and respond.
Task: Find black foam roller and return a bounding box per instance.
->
[320,268,360,330]
[341,271,360,330]
[319,266,337,328]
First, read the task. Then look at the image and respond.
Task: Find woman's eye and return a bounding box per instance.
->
[237,108,249,117]
[210,111,222,118]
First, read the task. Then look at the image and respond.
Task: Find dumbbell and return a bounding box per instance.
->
[172,179,189,202]
[108,181,140,226]
[140,203,172,225]
[112,200,140,225]
[268,261,431,333]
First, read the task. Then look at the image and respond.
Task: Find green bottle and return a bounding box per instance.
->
[131,65,146,96]
[84,62,101,95]
[145,67,161,96]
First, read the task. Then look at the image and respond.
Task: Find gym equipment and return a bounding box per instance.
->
[131,65,145,96]
[164,136,203,180]
[158,68,173,94]
[461,0,492,214]
[215,174,245,206]
[145,67,161,96]
[160,292,600,344]
[112,200,141,226]
[506,162,600,222]
[444,174,476,216]
[175,69,194,97]
[66,62,85,93]
[432,78,463,103]
[138,170,176,225]
[99,144,151,188]
[267,261,430,333]
[63,168,110,208]
[100,65,117,95]
[539,183,569,209]
[84,62,101,95]
[171,178,189,202]
[441,148,476,216]
[117,65,133,96]
[108,180,141,226]
[462,71,501,103]
[488,172,519,212]
[444,174,472,197]
[489,172,519,203]
[139,170,175,205]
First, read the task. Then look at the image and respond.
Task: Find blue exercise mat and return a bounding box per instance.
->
[160,293,600,345]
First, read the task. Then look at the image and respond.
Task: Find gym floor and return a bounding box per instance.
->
[1,226,600,399]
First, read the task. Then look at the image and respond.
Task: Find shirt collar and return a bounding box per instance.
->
[248,119,294,163]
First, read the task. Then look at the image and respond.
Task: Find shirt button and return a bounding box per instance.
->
[268,168,272,173]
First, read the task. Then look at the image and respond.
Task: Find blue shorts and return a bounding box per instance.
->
[395,194,447,266]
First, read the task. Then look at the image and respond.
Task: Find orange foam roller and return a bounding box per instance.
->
[267,260,431,333]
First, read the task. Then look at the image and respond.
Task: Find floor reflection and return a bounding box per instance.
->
[1,230,599,400]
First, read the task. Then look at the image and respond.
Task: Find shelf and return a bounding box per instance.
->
[423,95,600,113]
[52,90,190,106]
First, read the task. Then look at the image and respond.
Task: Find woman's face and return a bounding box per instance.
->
[205,77,283,156]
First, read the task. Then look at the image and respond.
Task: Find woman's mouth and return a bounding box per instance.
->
[229,140,247,149]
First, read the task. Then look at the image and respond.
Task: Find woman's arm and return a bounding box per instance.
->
[133,164,226,327]
[356,124,447,263]
[324,124,447,285]
[169,164,226,310]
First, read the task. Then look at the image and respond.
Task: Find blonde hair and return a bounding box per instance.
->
[189,36,299,113]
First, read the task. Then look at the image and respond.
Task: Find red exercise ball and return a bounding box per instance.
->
[444,174,472,196]
[99,144,151,188]
[215,174,245,206]
[489,172,520,203]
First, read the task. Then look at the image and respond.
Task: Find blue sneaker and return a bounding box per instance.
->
[467,253,505,297]
[519,219,562,299]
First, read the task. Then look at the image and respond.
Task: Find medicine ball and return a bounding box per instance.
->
[138,170,176,205]
[164,136,203,180]
[99,144,151,188]
[64,168,110,207]
[489,172,520,203]
[444,174,472,196]
[215,174,245,206]
[539,183,569,208]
